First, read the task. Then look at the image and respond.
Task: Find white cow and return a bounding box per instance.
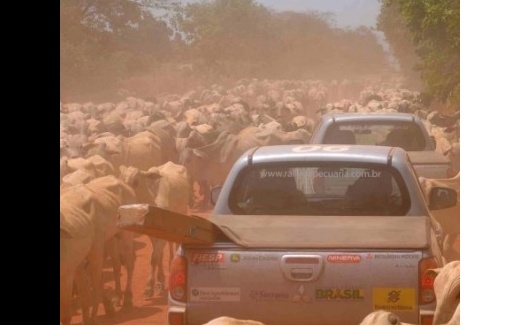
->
[202,316,267,325]
[120,161,191,297]
[60,176,136,325]
[428,261,460,325]
[419,173,460,263]
[358,310,409,325]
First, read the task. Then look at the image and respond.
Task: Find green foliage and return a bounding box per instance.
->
[377,1,421,87]
[378,0,459,107]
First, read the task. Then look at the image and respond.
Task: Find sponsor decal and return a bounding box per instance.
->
[316,288,365,301]
[291,284,311,303]
[191,253,224,264]
[327,254,361,263]
[372,253,420,260]
[292,145,350,153]
[242,255,278,262]
[230,253,240,263]
[373,288,416,312]
[190,287,240,302]
[249,290,290,302]
[200,263,226,270]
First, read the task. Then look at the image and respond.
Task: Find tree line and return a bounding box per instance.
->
[60,0,390,102]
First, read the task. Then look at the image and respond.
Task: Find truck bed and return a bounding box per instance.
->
[118,204,431,249]
[212,214,430,249]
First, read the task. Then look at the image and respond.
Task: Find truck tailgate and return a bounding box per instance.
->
[185,248,423,325]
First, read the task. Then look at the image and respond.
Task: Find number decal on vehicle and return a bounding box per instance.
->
[292,146,350,153]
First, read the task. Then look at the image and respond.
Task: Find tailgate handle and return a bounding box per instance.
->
[281,255,323,282]
[291,268,313,280]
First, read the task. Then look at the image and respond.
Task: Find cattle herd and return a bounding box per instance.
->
[60,78,461,325]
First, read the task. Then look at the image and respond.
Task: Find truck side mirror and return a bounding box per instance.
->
[211,186,222,205]
[429,186,458,210]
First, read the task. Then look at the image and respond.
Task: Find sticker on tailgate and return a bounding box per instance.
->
[327,254,362,263]
[190,287,241,302]
[316,288,365,301]
[372,288,416,312]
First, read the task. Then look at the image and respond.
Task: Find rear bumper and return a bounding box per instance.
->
[168,306,435,325]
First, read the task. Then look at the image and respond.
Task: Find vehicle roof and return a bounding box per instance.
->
[247,144,408,166]
[320,112,419,123]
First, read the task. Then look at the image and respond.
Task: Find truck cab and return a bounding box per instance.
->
[309,113,453,178]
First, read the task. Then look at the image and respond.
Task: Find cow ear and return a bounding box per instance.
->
[142,170,162,181]
[119,165,142,188]
[81,142,96,152]
[105,143,122,155]
[60,228,73,239]
[193,149,206,159]
[425,267,442,281]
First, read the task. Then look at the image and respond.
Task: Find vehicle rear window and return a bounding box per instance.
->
[230,163,410,216]
[323,121,426,151]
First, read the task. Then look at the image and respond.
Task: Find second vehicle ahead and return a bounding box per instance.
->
[309,112,454,178]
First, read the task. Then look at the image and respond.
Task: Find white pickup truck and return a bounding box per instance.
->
[118,144,458,325]
[309,112,454,179]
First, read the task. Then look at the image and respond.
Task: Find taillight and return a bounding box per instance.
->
[419,256,438,304]
[168,312,185,325]
[421,315,434,325]
[169,253,187,302]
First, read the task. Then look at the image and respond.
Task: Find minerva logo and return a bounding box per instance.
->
[327,254,362,263]
[191,253,224,263]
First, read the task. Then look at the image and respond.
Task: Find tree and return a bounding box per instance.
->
[60,0,173,101]
[173,0,278,76]
[377,0,460,108]
[377,1,422,87]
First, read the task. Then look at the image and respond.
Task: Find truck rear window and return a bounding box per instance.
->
[323,121,426,151]
[230,163,410,216]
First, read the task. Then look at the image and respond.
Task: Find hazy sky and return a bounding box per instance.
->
[256,0,381,28]
[179,0,382,28]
